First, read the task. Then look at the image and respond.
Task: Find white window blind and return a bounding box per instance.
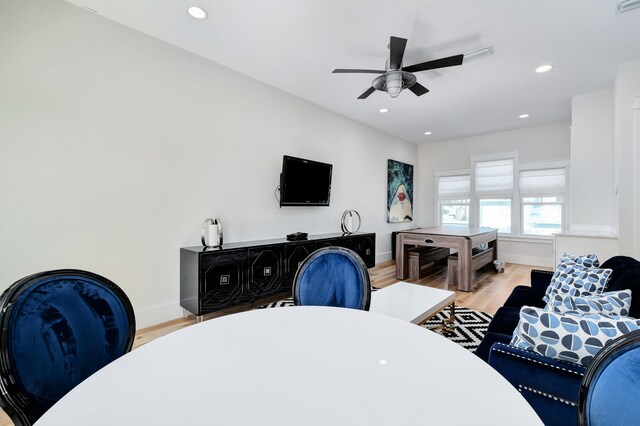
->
[437,175,470,199]
[475,159,514,196]
[519,168,566,196]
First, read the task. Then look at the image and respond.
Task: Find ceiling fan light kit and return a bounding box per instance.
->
[373,70,416,98]
[333,36,464,99]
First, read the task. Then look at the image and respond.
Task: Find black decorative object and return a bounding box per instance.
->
[279,156,332,206]
[180,232,376,316]
[286,232,308,241]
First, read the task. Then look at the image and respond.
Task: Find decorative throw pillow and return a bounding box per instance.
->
[558,252,600,269]
[542,253,600,303]
[511,306,640,366]
[545,290,632,317]
[542,263,612,303]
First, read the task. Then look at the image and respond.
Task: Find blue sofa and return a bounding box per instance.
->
[475,256,640,426]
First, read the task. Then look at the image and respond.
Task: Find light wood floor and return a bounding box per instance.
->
[0,261,547,425]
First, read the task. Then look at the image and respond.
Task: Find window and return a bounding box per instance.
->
[479,199,512,232]
[475,159,514,233]
[519,168,566,236]
[437,175,470,225]
[434,155,568,237]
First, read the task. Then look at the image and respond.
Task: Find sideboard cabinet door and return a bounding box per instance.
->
[199,250,245,314]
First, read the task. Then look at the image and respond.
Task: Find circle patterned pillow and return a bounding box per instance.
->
[511,306,640,366]
[543,263,612,303]
[545,290,632,317]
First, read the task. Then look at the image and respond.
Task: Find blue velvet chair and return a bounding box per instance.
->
[0,269,136,425]
[578,329,640,426]
[292,247,371,310]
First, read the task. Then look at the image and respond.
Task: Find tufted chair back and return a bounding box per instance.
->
[0,269,135,425]
[292,247,371,310]
[578,329,640,426]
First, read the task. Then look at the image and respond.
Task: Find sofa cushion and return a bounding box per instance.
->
[542,263,612,303]
[511,306,640,367]
[607,269,640,318]
[600,256,640,285]
[504,285,548,309]
[474,332,512,362]
[558,252,600,268]
[545,290,632,317]
[488,306,523,335]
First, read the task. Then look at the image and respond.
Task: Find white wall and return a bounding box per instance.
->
[614,57,640,256]
[417,122,571,267]
[0,0,417,327]
[570,88,615,233]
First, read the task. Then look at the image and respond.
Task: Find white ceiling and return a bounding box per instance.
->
[66,0,640,144]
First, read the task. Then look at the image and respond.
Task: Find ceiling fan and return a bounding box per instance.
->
[332,36,464,99]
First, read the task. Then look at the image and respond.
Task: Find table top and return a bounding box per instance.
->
[181,232,375,252]
[398,226,498,238]
[35,307,542,426]
[370,282,455,324]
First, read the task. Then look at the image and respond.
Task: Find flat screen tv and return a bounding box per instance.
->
[280,155,332,206]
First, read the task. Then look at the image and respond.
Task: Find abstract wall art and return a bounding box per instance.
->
[387,159,413,223]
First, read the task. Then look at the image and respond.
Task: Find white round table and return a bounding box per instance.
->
[35,307,542,425]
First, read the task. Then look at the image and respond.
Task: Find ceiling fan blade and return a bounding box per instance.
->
[332,69,385,74]
[409,82,430,96]
[389,36,407,70]
[401,54,464,73]
[357,87,376,99]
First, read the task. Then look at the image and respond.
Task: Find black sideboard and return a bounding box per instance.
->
[180,232,376,316]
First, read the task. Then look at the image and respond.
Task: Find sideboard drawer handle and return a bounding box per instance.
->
[425,239,435,243]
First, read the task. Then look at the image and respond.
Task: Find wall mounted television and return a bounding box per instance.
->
[280,155,332,206]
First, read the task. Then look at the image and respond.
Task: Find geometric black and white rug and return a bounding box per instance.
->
[421,307,493,353]
[256,299,492,354]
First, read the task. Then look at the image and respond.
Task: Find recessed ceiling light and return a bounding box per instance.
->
[519,114,530,119]
[187,6,208,20]
[536,65,553,73]
[379,108,389,113]
[424,131,432,135]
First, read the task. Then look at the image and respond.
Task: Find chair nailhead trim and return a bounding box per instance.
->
[518,385,577,407]
[532,269,554,275]
[491,346,585,376]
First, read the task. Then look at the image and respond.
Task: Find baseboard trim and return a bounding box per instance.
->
[136,302,184,329]
[500,253,553,268]
[376,251,392,264]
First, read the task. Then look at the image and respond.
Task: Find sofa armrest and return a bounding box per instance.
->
[489,342,585,403]
[530,269,554,295]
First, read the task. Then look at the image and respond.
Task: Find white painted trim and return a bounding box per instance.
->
[471,151,520,162]
[513,155,521,235]
[519,160,570,171]
[570,224,618,234]
[376,251,392,264]
[499,235,553,245]
[634,96,640,258]
[434,168,471,177]
[500,253,553,268]
[136,301,184,329]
